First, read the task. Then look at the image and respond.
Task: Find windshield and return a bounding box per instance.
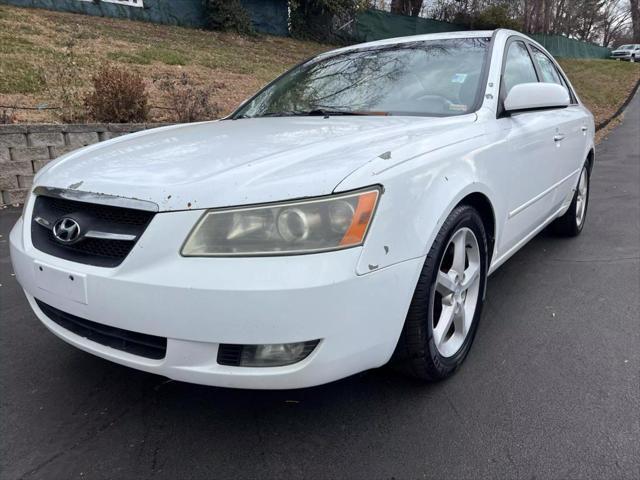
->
[618,45,633,49]
[233,37,490,119]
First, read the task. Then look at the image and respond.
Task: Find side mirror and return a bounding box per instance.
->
[503,83,570,113]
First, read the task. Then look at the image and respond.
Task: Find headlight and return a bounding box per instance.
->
[181,187,380,256]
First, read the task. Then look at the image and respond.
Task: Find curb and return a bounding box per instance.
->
[596,76,640,131]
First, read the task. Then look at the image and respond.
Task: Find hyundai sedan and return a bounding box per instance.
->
[10,29,594,389]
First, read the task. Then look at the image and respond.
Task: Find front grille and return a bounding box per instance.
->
[31,195,154,268]
[36,299,167,360]
[42,196,153,225]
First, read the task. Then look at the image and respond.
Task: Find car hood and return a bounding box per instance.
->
[35,115,478,211]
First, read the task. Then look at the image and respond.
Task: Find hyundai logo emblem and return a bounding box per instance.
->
[52,217,81,244]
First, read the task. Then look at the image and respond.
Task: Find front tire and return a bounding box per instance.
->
[393,205,488,381]
[552,165,590,236]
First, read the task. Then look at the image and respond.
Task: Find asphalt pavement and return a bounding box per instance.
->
[1,94,638,480]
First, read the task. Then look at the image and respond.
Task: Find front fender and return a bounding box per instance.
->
[336,135,502,276]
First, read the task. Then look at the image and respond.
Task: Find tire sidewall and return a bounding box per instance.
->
[425,208,488,372]
[575,165,590,233]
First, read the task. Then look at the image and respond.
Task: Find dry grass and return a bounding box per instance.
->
[558,58,640,127]
[0,5,327,122]
[1,5,638,126]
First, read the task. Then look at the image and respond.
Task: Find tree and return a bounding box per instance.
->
[290,0,367,42]
[601,0,631,46]
[203,0,254,34]
[631,0,640,41]
[379,0,635,46]
[475,5,522,30]
[390,0,424,16]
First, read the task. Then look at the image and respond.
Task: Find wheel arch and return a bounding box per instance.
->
[456,192,496,264]
[586,148,595,173]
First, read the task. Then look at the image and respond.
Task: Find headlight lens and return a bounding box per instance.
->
[181,187,380,256]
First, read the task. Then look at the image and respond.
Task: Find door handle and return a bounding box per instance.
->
[581,126,588,132]
[553,134,566,142]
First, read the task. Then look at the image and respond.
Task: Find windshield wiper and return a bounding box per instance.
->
[250,108,384,118]
[304,108,367,117]
[256,111,303,117]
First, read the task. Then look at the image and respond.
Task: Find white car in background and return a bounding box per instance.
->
[10,29,595,389]
[611,44,640,61]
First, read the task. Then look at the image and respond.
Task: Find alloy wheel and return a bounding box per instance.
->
[575,167,588,228]
[432,227,481,357]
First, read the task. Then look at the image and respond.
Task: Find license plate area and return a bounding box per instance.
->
[33,261,88,305]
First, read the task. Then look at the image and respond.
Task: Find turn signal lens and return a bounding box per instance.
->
[339,191,378,246]
[181,187,380,256]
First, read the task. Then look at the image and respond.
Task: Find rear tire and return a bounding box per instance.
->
[393,205,488,381]
[552,165,589,237]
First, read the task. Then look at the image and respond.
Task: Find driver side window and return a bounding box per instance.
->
[502,41,538,96]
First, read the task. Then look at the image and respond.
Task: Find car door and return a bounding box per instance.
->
[494,39,563,254]
[529,45,588,207]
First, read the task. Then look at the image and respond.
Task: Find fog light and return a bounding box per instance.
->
[217,340,320,367]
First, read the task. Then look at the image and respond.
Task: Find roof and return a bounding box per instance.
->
[322,30,497,58]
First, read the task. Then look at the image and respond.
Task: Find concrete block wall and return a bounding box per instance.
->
[0,124,170,206]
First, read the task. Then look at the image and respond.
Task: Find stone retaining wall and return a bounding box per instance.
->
[0,124,169,206]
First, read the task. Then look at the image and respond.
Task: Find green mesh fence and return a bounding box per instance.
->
[528,34,611,59]
[355,9,461,42]
[354,10,611,59]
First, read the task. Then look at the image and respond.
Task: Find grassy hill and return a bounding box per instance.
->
[1,4,638,129]
[558,59,639,128]
[0,5,326,123]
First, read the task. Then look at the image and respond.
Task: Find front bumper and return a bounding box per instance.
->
[10,211,423,389]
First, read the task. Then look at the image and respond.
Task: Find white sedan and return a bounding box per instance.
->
[10,29,594,389]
